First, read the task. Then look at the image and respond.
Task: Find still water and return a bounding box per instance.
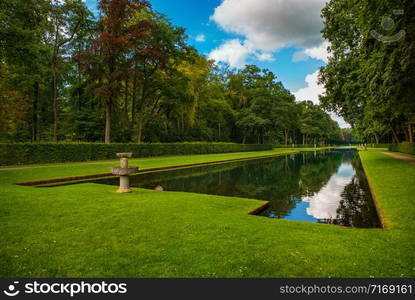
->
[93,150,381,228]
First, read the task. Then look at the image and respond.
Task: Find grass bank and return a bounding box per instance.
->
[0,149,413,277]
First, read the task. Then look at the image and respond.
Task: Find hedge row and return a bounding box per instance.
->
[367,143,392,148]
[273,144,338,148]
[389,142,415,155]
[0,142,273,166]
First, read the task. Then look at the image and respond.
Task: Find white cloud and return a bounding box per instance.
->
[208,39,251,68]
[294,70,324,105]
[255,52,275,62]
[292,51,309,62]
[195,34,206,43]
[208,0,329,67]
[207,39,275,67]
[294,70,350,128]
[329,113,350,129]
[211,0,326,51]
[304,164,354,219]
[293,41,330,63]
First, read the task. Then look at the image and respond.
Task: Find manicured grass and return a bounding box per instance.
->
[0,149,414,277]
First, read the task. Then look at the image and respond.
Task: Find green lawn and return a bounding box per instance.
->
[0,149,414,277]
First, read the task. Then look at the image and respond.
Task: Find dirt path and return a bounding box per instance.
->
[381,151,415,165]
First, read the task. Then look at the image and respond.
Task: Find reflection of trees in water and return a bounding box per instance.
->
[295,151,344,198]
[96,150,380,226]
[327,158,381,227]
[259,150,345,217]
[121,150,346,217]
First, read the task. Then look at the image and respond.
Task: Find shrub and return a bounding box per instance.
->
[273,144,332,148]
[389,142,415,155]
[368,143,391,148]
[0,142,273,166]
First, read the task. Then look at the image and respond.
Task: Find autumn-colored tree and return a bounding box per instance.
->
[1,0,345,145]
[77,0,152,143]
[0,71,29,137]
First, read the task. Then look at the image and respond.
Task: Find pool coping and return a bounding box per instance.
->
[358,151,387,229]
[248,201,270,215]
[15,152,297,187]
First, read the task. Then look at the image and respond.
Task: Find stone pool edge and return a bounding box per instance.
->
[358,151,387,229]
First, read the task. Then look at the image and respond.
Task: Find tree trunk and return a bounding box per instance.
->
[32,82,39,143]
[105,103,111,144]
[408,123,413,143]
[131,80,137,129]
[284,129,289,145]
[302,134,305,145]
[136,103,145,144]
[123,78,130,128]
[390,123,400,144]
[52,69,58,142]
[137,117,143,144]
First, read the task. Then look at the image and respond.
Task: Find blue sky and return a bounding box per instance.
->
[150,0,325,92]
[85,0,348,127]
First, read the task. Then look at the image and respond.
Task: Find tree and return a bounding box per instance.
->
[77,0,151,143]
[45,0,90,141]
[320,0,415,144]
[0,0,50,142]
[128,10,190,143]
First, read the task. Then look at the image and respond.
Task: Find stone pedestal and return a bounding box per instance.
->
[111,153,138,193]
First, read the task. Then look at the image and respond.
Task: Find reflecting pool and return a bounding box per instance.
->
[92,150,381,228]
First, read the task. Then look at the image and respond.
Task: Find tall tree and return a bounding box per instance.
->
[128,11,190,143]
[78,0,151,143]
[45,0,89,141]
[0,0,49,142]
[320,0,415,143]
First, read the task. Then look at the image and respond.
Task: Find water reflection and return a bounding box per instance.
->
[93,150,380,228]
[304,163,355,220]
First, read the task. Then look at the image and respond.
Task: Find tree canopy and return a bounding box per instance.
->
[319,0,415,144]
[0,0,343,145]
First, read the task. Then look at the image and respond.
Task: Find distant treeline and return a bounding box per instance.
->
[0,0,345,145]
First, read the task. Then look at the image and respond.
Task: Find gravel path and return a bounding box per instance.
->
[381,151,415,165]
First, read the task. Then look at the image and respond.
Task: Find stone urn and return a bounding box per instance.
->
[111,153,138,193]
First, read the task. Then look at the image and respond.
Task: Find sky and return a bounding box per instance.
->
[85,0,349,128]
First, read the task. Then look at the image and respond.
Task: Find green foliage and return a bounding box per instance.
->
[0,142,272,165]
[0,0,344,146]
[273,144,328,148]
[389,142,415,155]
[320,0,415,143]
[367,143,391,149]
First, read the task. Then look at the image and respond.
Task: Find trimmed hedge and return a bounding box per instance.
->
[389,142,415,155]
[368,143,392,148]
[0,142,273,166]
[273,144,337,148]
